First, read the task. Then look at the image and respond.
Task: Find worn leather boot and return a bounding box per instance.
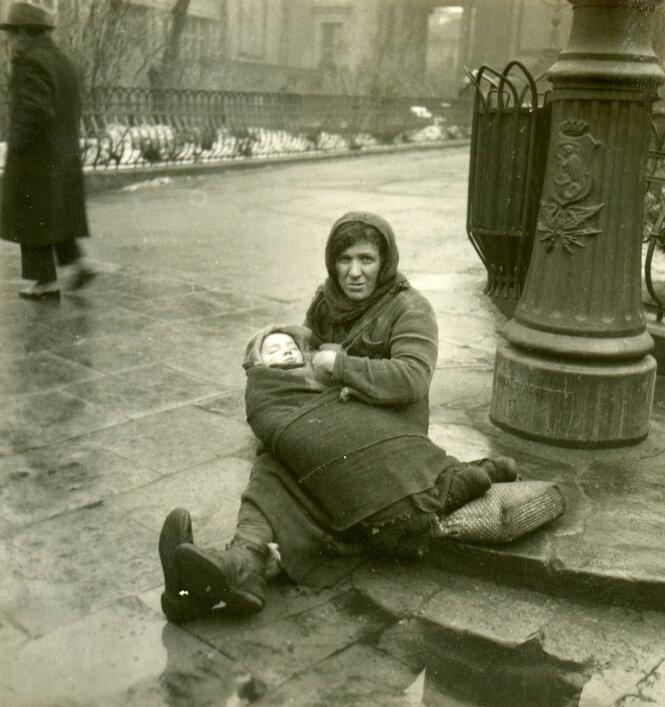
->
[159,508,203,624]
[474,456,519,483]
[441,465,492,514]
[174,538,268,616]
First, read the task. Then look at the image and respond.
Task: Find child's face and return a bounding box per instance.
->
[261,332,304,367]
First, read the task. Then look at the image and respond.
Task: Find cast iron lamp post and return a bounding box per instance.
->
[490,0,665,447]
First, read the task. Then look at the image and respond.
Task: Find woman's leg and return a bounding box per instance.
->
[234,498,274,547]
[360,462,495,558]
[361,497,435,558]
[160,454,511,622]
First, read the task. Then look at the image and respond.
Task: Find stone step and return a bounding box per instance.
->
[193,559,665,706]
[358,561,665,706]
[426,393,665,617]
[430,537,665,614]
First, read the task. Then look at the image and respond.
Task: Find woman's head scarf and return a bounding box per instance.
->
[307,212,409,341]
[243,324,312,370]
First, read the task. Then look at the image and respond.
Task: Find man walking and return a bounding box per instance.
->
[1,1,94,300]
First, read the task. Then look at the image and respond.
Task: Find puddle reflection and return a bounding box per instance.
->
[159,622,264,706]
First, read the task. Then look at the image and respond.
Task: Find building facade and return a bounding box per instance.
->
[0,0,662,97]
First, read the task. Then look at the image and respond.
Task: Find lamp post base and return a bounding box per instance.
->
[490,344,656,448]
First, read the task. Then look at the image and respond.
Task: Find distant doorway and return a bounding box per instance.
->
[425,6,465,98]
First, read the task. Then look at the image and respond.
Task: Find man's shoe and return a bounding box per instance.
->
[19,281,60,300]
[158,508,202,624]
[174,538,268,616]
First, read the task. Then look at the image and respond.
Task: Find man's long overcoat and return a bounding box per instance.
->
[1,34,89,247]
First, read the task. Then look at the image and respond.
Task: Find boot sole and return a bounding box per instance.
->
[175,543,264,615]
[160,591,208,624]
[159,508,194,599]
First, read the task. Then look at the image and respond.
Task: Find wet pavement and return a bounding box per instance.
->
[1,148,664,706]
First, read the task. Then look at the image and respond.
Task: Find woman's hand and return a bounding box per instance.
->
[312,350,337,375]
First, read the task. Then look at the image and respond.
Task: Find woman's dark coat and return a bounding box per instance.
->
[242,213,444,586]
[1,34,89,247]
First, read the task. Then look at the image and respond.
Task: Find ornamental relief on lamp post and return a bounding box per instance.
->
[537,119,604,254]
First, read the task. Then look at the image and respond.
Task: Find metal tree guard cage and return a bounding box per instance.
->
[466,61,551,301]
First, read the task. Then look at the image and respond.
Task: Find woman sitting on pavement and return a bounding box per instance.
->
[158,211,517,623]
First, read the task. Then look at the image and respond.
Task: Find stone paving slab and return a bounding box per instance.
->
[205,589,394,686]
[0,441,159,535]
[0,350,102,396]
[0,504,158,637]
[40,301,158,340]
[49,321,178,374]
[0,389,131,455]
[0,320,79,358]
[117,290,247,323]
[61,362,225,421]
[80,404,254,475]
[0,594,239,707]
[106,454,253,547]
[258,643,469,707]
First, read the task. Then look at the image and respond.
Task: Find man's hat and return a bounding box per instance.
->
[0,2,55,31]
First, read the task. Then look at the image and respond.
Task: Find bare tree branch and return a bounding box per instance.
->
[150,0,191,89]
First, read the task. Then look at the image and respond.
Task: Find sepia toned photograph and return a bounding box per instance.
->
[0,0,664,704]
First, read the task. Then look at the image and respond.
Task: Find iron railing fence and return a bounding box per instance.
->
[644,112,665,320]
[0,85,472,171]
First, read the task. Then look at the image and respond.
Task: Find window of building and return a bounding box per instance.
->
[517,0,571,54]
[319,21,343,70]
[426,6,464,97]
[239,0,266,60]
[182,15,221,64]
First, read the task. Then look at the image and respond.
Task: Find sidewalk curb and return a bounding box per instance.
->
[430,537,665,613]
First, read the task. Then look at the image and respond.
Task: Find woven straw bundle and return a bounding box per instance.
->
[437,480,565,544]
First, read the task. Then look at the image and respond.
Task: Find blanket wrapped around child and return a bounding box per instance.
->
[244,325,457,531]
